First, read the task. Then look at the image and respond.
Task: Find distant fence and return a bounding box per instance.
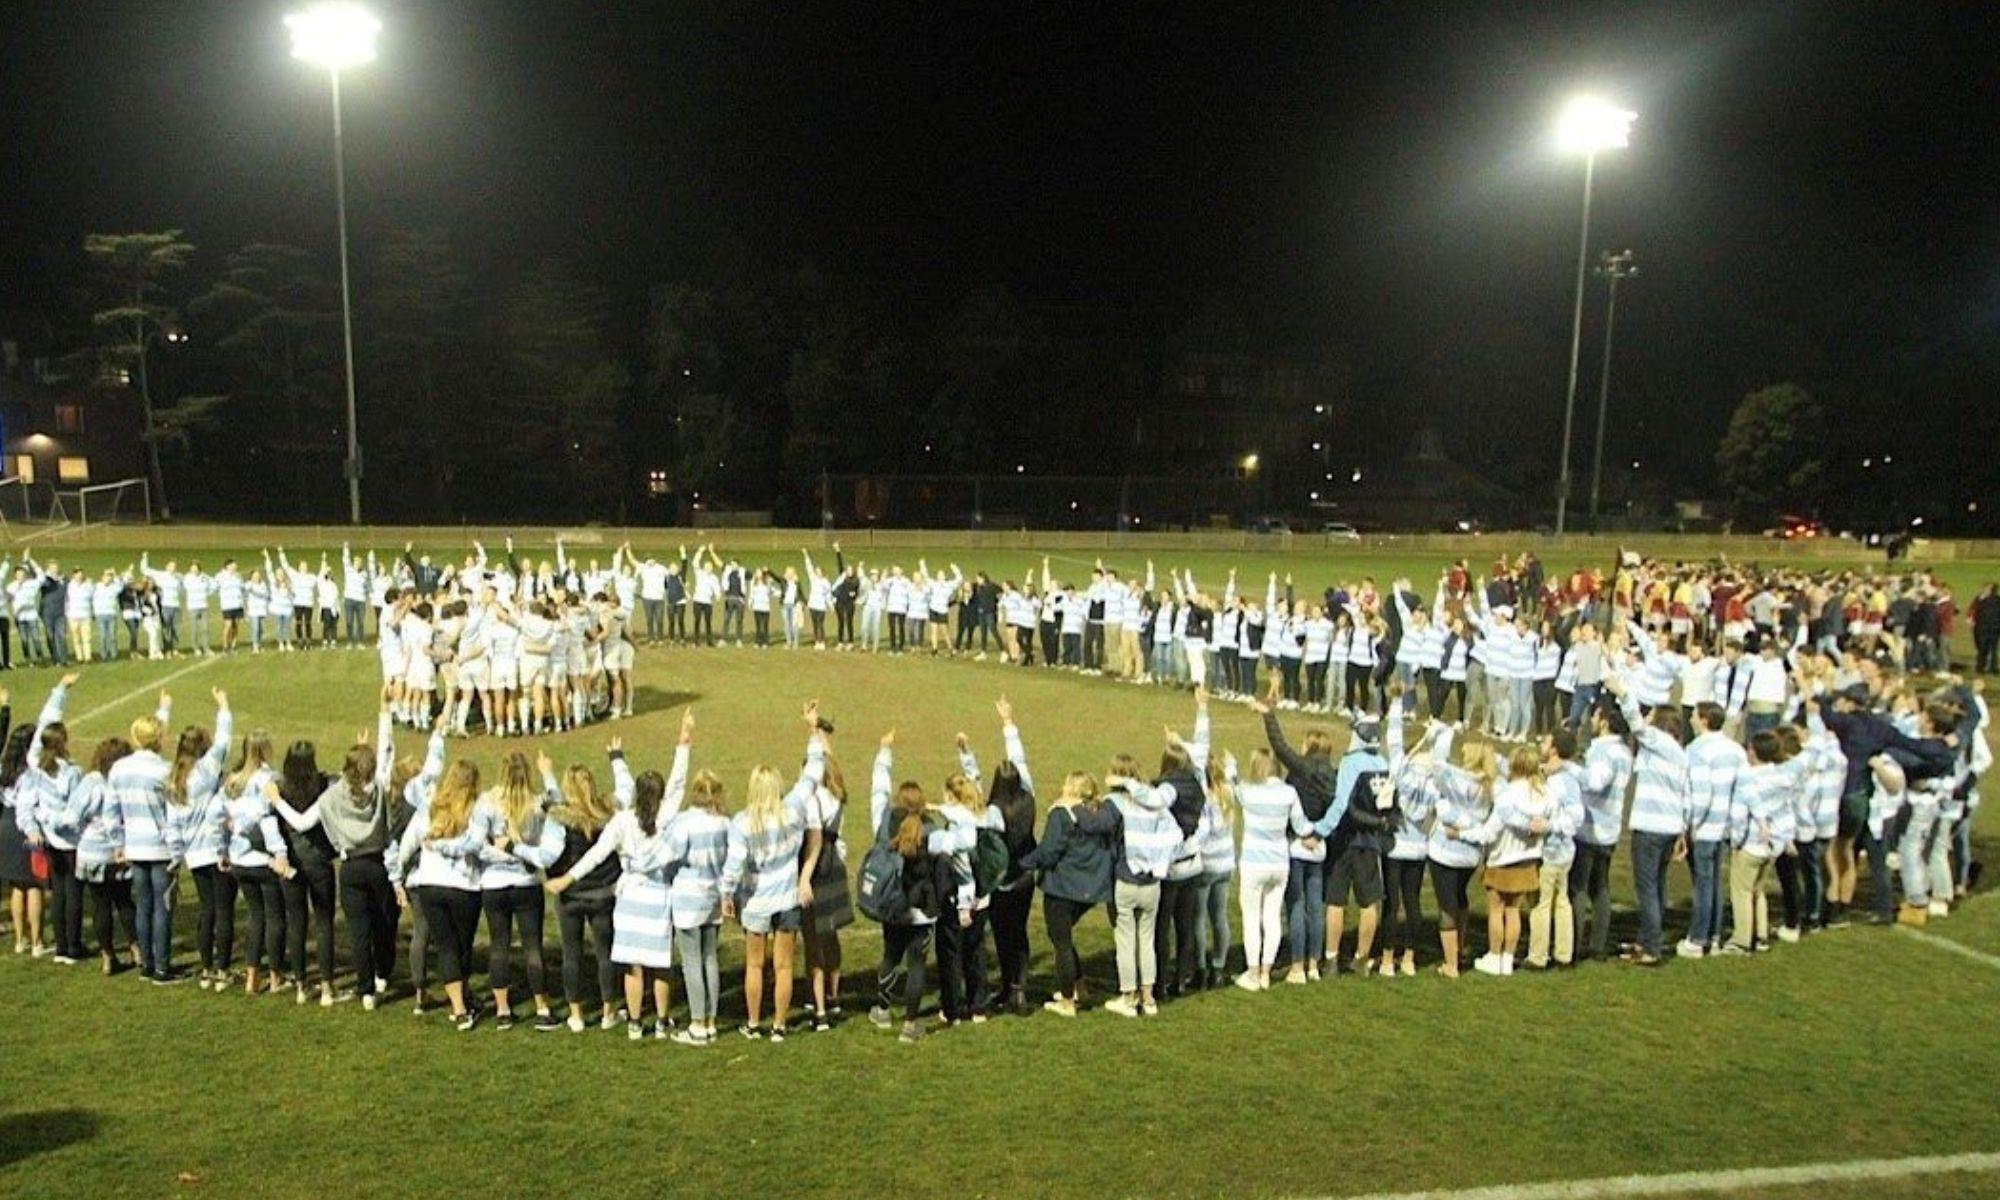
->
[15,521,1999,565]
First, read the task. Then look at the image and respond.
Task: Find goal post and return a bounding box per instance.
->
[72,477,153,529]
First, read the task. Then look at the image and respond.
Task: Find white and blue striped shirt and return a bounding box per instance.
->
[1618,692,1689,837]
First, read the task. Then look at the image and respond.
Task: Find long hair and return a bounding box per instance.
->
[943,771,982,809]
[633,770,666,836]
[988,758,1035,842]
[553,765,615,834]
[1057,772,1100,812]
[1157,742,1193,778]
[166,726,215,806]
[341,739,377,793]
[0,726,33,790]
[427,761,480,839]
[1205,756,1236,824]
[1459,743,1501,806]
[226,731,275,798]
[495,751,539,841]
[279,742,322,812]
[890,781,929,856]
[743,765,785,836]
[36,722,69,776]
[1506,746,1545,795]
[820,753,847,803]
[127,713,163,754]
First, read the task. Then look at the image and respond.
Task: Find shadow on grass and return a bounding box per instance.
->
[629,687,699,719]
[0,1109,102,1169]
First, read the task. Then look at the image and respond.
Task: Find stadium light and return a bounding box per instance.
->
[1240,453,1259,472]
[1552,96,1635,536]
[287,3,380,525]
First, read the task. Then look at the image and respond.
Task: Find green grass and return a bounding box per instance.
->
[1,532,1998,1199]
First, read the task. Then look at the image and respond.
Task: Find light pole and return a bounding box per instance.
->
[286,3,380,525]
[1551,97,1635,535]
[1588,249,1637,522]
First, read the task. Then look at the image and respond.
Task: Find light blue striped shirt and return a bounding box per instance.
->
[659,809,732,928]
[1234,780,1310,869]
[1618,692,1688,837]
[1578,735,1634,846]
[1684,731,1746,842]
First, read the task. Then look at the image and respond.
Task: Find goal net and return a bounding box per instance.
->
[56,477,153,530]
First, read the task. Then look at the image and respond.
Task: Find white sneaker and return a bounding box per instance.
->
[1776,926,1802,944]
[362,993,378,1011]
[568,1014,587,1033]
[1102,995,1140,1018]
[600,1013,621,1032]
[1499,954,1514,976]
[1472,954,1502,976]
[1928,901,1950,918]
[1234,971,1262,992]
[1675,939,1707,959]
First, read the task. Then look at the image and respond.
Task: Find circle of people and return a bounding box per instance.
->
[0,541,1989,1046]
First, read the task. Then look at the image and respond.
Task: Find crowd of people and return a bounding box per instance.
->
[0,538,1990,1045]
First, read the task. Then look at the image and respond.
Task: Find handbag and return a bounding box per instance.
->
[29,846,51,885]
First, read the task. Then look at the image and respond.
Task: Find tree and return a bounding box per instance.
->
[495,260,631,520]
[189,243,341,487]
[83,230,221,517]
[1715,382,1826,519]
[362,227,480,517]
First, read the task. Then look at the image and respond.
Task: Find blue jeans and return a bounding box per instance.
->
[14,620,42,663]
[160,608,180,653]
[1630,831,1677,957]
[643,598,664,641]
[1152,640,1175,682]
[95,614,118,657]
[1567,682,1602,725]
[1745,709,1780,740]
[131,862,175,973]
[1685,838,1727,946]
[1195,872,1233,970]
[1284,858,1326,965]
[42,609,69,663]
[343,598,366,645]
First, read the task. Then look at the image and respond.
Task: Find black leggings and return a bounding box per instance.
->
[692,602,714,645]
[1281,657,1302,702]
[753,610,771,645]
[888,613,907,650]
[988,886,1033,998]
[1533,679,1558,734]
[88,875,136,957]
[936,906,987,1020]
[1346,666,1371,711]
[340,857,399,996]
[1044,893,1093,996]
[483,884,547,997]
[810,609,826,643]
[283,864,337,984]
[418,886,482,986]
[1154,875,1201,993]
[558,894,618,1008]
[235,865,284,972]
[1382,858,1426,954]
[878,922,933,1021]
[1436,677,1467,721]
[835,602,854,643]
[192,864,238,972]
[1428,860,1474,933]
[49,847,84,959]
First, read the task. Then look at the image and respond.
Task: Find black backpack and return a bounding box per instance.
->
[1158,771,1206,841]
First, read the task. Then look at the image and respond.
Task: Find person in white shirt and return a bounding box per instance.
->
[215,560,246,654]
[515,600,558,735]
[65,570,95,663]
[636,551,670,645]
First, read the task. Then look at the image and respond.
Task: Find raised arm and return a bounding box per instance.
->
[869,734,895,832]
[996,697,1034,795]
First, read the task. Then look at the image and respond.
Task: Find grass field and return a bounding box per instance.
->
[1,532,1998,1199]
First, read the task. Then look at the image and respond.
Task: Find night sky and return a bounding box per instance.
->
[2,1,1996,493]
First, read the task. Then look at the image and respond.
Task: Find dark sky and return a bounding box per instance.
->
[3,0,1996,476]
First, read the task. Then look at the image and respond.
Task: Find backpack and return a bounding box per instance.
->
[971,826,1011,897]
[1158,771,1205,840]
[857,810,912,923]
[1347,765,1392,824]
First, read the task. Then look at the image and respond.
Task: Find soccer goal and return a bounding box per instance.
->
[52,477,153,530]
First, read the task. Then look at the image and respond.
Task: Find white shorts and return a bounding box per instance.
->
[490,657,520,690]
[459,659,491,691]
[566,649,588,678]
[603,642,634,672]
[379,649,404,682]
[520,654,550,689]
[404,657,436,691]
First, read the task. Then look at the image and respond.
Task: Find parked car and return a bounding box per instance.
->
[1763,514,1827,540]
[1320,522,1361,541]
[1248,516,1293,535]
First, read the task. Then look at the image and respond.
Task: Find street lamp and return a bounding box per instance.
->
[1552,96,1634,536]
[1587,249,1637,521]
[286,3,380,525]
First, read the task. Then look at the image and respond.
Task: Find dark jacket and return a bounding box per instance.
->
[1816,698,1956,797]
[1019,804,1114,905]
[1262,711,1338,825]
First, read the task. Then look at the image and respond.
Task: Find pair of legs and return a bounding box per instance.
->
[741,915,798,1033]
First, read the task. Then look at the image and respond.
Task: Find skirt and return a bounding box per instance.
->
[611,876,673,969]
[806,843,854,931]
[1483,861,1540,897]
[0,809,37,887]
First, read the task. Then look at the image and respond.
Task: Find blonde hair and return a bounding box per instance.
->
[494,752,540,841]
[743,765,785,835]
[554,765,615,833]
[1459,743,1501,801]
[1506,746,1545,792]
[687,769,725,814]
[226,731,274,798]
[944,771,982,808]
[428,761,480,839]
[1059,771,1100,805]
[1245,749,1281,784]
[129,714,163,753]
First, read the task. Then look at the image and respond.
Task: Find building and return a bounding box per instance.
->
[0,340,146,510]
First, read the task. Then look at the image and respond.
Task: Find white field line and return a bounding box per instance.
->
[1319,1150,2000,1200]
[1895,924,2000,971]
[67,655,228,730]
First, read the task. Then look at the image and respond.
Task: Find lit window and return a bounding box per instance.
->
[56,403,84,434]
[10,455,34,485]
[58,456,89,484]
